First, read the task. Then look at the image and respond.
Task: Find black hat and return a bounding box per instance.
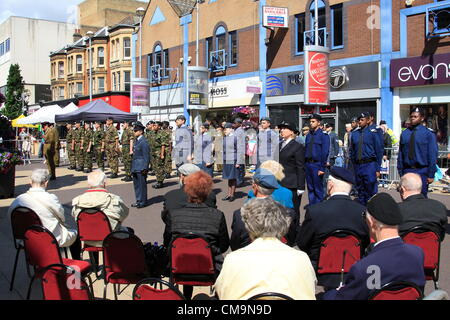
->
[234,117,243,124]
[260,117,271,123]
[106,116,114,121]
[379,120,387,125]
[224,122,233,129]
[357,112,371,120]
[176,115,186,121]
[278,121,298,133]
[330,166,355,185]
[324,123,334,129]
[201,122,210,129]
[411,107,425,116]
[310,114,322,121]
[351,117,358,123]
[367,193,403,226]
[155,121,162,126]
[133,121,145,132]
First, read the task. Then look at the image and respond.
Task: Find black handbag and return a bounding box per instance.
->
[143,242,170,278]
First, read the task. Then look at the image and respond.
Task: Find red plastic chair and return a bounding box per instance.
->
[9,207,42,291]
[76,209,112,275]
[169,234,216,287]
[133,278,185,300]
[317,230,363,282]
[40,264,93,300]
[102,231,148,300]
[401,226,441,289]
[368,281,424,300]
[23,225,93,300]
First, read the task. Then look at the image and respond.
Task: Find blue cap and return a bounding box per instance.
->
[224,122,233,129]
[357,112,371,120]
[253,168,279,189]
[330,166,355,185]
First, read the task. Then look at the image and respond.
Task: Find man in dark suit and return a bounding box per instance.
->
[278,121,305,216]
[398,173,447,241]
[131,122,150,209]
[297,167,369,289]
[323,193,426,300]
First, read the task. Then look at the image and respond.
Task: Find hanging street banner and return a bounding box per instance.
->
[187,66,209,110]
[304,45,330,105]
[262,6,289,28]
[130,78,150,114]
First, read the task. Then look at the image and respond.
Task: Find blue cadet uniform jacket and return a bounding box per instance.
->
[350,126,384,170]
[398,125,438,179]
[305,128,330,172]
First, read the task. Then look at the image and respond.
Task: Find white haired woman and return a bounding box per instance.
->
[215,198,316,300]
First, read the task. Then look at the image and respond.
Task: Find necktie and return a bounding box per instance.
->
[357,128,364,161]
[409,127,416,161]
[308,132,314,158]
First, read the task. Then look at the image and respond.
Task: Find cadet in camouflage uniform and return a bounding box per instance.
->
[145,121,156,172]
[74,121,85,171]
[121,121,134,181]
[66,123,76,169]
[105,117,119,178]
[54,126,60,167]
[162,121,173,178]
[81,122,93,173]
[93,121,105,170]
[152,121,170,189]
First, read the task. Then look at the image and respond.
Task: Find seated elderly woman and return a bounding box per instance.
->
[215,197,317,300]
[8,168,80,258]
[247,160,294,209]
[162,170,230,299]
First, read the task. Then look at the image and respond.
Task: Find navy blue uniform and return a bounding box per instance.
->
[235,126,246,185]
[323,238,425,300]
[350,126,383,205]
[305,128,330,205]
[398,125,438,197]
[131,136,150,206]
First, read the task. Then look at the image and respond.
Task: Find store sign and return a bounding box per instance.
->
[246,80,262,94]
[187,67,209,110]
[262,6,289,28]
[319,105,336,114]
[210,86,228,98]
[391,53,450,87]
[131,79,150,114]
[304,46,330,105]
[329,67,348,89]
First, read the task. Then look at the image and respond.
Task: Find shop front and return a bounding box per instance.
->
[266,62,380,140]
[391,53,450,150]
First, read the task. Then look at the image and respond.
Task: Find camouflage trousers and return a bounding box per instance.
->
[164,151,172,175]
[75,143,83,169]
[67,146,76,168]
[121,145,132,177]
[54,148,60,167]
[105,145,119,174]
[154,155,166,183]
[82,146,93,170]
[93,147,104,169]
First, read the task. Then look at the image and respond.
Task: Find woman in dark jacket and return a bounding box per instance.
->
[162,170,230,299]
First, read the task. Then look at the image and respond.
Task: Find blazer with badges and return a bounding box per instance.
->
[323,237,426,300]
[350,126,384,169]
[131,136,150,173]
[279,140,306,190]
[305,129,330,171]
[397,125,438,179]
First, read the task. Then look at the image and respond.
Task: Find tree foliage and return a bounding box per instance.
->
[1,64,24,120]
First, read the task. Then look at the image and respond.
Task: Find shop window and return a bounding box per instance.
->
[295,13,306,54]
[337,101,377,139]
[331,4,344,49]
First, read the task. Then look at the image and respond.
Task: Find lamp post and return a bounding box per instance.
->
[86,31,94,101]
[136,7,146,78]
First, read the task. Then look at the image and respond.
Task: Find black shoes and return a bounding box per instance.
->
[76,167,84,172]
[121,176,132,182]
[83,169,92,173]
[152,182,164,189]
[132,202,149,209]
[49,176,56,181]
[110,173,119,179]
[222,195,235,202]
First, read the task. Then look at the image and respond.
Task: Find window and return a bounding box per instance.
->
[295,13,306,54]
[98,47,104,66]
[98,77,105,93]
[216,26,226,51]
[309,0,326,46]
[117,72,121,91]
[206,37,212,68]
[331,4,344,49]
[76,55,82,72]
[229,31,237,66]
[148,44,169,80]
[59,87,65,99]
[0,42,4,56]
[111,40,115,60]
[112,73,116,91]
[124,71,131,91]
[5,38,10,53]
[77,82,82,94]
[58,62,64,78]
[124,37,131,58]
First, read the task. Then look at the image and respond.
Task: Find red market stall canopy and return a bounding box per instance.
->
[55,99,137,123]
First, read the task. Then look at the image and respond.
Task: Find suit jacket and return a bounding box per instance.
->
[323,237,426,300]
[296,195,370,288]
[279,140,305,190]
[399,194,448,241]
[131,136,150,173]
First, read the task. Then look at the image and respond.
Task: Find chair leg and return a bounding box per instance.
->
[103,283,108,300]
[63,247,69,258]
[88,252,99,277]
[26,276,36,300]
[113,284,118,300]
[87,275,94,297]
[9,248,20,291]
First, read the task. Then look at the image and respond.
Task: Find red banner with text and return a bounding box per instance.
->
[304,46,330,105]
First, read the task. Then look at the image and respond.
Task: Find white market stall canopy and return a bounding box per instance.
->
[17,104,67,124]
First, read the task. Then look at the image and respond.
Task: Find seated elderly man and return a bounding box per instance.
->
[72,170,130,248]
[398,173,447,241]
[230,168,298,250]
[323,193,426,300]
[215,197,316,300]
[8,168,79,257]
[296,167,369,289]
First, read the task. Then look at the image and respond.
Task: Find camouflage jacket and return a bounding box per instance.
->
[93,130,105,148]
[66,129,74,144]
[73,128,85,143]
[153,130,170,154]
[121,128,134,146]
[82,129,93,148]
[145,130,156,148]
[105,125,118,145]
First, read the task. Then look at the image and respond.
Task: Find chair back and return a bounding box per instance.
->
[170,234,215,285]
[24,225,62,270]
[133,278,185,300]
[77,209,112,243]
[103,231,147,275]
[11,207,42,245]
[369,281,423,300]
[41,264,92,300]
[402,226,440,279]
[248,292,294,300]
[317,230,362,274]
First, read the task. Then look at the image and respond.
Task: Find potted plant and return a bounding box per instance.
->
[0,150,23,198]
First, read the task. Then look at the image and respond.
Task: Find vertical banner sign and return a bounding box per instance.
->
[187,66,209,110]
[304,46,330,105]
[131,78,150,114]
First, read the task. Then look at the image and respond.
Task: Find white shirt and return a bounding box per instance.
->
[281,138,293,150]
[374,236,401,247]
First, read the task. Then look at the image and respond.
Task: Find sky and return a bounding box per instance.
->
[0,0,149,25]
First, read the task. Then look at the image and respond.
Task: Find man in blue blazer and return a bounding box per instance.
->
[131,122,151,209]
[323,192,426,300]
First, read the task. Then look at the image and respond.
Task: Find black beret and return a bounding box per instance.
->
[310,114,322,121]
[330,166,355,185]
[156,121,163,126]
[201,122,210,129]
[411,107,425,116]
[176,115,186,121]
[357,112,371,120]
[351,117,358,123]
[106,116,114,121]
[379,120,387,125]
[367,193,403,226]
[260,117,271,123]
[224,122,233,129]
